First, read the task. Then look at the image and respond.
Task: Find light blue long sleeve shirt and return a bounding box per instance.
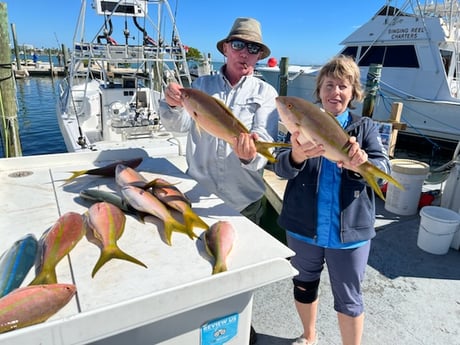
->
[159,67,279,211]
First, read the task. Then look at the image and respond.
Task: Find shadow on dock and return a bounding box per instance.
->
[369,198,460,280]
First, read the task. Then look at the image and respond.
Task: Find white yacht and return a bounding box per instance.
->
[257,1,460,145]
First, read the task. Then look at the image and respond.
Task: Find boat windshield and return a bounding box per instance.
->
[341,45,419,68]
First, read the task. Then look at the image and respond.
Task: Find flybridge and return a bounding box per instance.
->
[93,0,147,17]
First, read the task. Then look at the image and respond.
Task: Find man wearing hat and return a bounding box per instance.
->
[161,18,277,226]
[160,17,277,343]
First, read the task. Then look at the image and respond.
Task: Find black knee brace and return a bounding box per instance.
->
[293,278,320,304]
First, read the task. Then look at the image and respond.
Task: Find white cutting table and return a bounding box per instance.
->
[0,148,296,345]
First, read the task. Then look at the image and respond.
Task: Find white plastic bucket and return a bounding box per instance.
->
[441,161,460,211]
[440,161,460,249]
[417,206,460,255]
[450,208,460,250]
[385,159,430,216]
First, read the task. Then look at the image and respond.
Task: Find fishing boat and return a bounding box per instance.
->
[188,53,215,78]
[56,0,192,153]
[256,0,460,147]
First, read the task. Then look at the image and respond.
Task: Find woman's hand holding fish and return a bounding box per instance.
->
[233,132,258,162]
[165,82,183,107]
[337,136,368,169]
[290,132,324,165]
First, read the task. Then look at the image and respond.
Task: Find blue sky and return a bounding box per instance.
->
[5,0,384,65]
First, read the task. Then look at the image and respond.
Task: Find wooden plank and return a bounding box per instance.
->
[263,169,286,215]
[388,102,404,157]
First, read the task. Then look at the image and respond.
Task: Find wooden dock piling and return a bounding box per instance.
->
[279,57,289,96]
[362,63,382,117]
[0,2,22,157]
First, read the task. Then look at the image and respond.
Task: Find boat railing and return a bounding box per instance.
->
[288,69,306,82]
[74,43,184,63]
[417,1,460,33]
[57,78,70,113]
[71,42,191,88]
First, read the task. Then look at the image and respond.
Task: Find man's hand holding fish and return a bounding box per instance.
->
[165,83,183,108]
[232,132,259,163]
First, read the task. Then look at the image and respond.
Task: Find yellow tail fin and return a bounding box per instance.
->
[91,246,147,278]
[360,162,405,201]
[163,218,193,246]
[254,141,291,163]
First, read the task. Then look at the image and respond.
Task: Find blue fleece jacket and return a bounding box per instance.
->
[273,112,391,243]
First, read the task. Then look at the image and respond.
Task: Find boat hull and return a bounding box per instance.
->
[257,65,460,145]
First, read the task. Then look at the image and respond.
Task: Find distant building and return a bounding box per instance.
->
[22,44,34,51]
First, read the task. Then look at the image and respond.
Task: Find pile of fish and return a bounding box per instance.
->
[0,157,237,334]
[0,219,80,333]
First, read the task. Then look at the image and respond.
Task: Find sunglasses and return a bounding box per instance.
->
[228,40,262,55]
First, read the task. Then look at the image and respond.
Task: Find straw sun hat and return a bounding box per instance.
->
[216,17,271,60]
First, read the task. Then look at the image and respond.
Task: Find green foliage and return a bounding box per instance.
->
[186,47,203,60]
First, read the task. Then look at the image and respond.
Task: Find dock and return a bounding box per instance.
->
[13,64,66,78]
[252,168,460,344]
[0,147,458,344]
[13,65,158,79]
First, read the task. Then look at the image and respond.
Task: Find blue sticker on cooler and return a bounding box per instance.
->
[201,313,239,344]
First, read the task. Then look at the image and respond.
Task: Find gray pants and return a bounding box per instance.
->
[241,197,266,225]
[287,234,371,317]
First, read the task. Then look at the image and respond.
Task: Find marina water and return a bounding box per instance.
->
[0,76,67,157]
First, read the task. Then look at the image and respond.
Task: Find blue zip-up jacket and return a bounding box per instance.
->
[273,112,391,243]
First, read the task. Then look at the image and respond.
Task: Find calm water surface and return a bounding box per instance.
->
[1,76,67,157]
